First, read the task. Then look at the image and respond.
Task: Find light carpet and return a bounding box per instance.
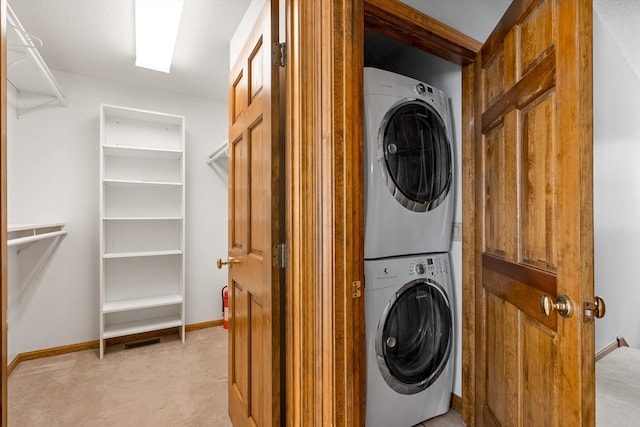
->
[596,346,640,427]
[8,325,466,427]
[8,327,232,427]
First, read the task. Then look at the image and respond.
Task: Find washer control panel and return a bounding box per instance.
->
[409,255,449,277]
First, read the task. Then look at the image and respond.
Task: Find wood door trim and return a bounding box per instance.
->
[482,266,557,331]
[482,254,557,296]
[363,0,481,65]
[285,0,483,425]
[481,48,556,133]
[461,62,477,424]
[286,0,365,425]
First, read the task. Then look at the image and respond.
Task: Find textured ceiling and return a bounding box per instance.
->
[7,0,252,102]
[593,0,640,80]
[7,1,639,103]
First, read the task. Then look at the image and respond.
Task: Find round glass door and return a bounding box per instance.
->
[376,279,452,395]
[377,100,452,212]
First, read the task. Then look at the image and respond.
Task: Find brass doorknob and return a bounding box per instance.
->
[594,296,606,319]
[540,294,574,318]
[217,257,239,269]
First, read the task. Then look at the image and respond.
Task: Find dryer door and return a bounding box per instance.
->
[376,278,452,395]
[378,100,452,212]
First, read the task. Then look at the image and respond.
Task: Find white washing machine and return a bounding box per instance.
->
[365,253,454,427]
[364,67,454,259]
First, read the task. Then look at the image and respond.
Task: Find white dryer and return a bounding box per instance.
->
[365,253,454,427]
[364,67,454,259]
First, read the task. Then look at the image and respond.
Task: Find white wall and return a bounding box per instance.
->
[593,11,640,350]
[7,70,229,356]
[401,0,510,43]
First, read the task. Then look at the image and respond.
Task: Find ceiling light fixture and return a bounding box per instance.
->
[135,0,184,73]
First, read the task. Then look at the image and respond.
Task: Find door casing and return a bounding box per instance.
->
[285,0,483,425]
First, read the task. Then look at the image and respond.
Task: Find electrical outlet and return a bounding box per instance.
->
[452,222,462,241]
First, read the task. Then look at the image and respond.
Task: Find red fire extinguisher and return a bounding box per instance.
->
[222,286,229,330]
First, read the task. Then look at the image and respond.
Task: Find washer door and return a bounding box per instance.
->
[378,100,452,212]
[376,279,452,395]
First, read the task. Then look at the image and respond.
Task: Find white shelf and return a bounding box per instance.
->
[104,178,183,187]
[102,104,184,125]
[103,294,183,313]
[8,222,65,232]
[103,216,182,221]
[104,145,182,159]
[103,249,182,259]
[100,104,185,358]
[103,315,183,339]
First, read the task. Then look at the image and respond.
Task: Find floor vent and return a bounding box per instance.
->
[124,338,161,350]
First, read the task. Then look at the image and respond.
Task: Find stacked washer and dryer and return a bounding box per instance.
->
[364,67,455,427]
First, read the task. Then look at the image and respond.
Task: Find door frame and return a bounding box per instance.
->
[285,0,482,425]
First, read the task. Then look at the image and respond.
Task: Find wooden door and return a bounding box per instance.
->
[471,0,594,425]
[226,1,282,426]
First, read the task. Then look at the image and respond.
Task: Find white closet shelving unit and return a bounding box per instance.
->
[99,104,186,358]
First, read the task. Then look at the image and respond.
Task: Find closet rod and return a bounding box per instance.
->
[207,140,229,165]
[7,230,67,247]
[6,4,67,108]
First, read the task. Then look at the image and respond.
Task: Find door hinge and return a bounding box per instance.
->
[272,243,287,268]
[352,281,362,298]
[272,41,286,67]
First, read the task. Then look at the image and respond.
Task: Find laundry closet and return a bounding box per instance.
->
[4,1,246,366]
[362,27,466,414]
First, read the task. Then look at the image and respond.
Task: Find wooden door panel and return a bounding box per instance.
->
[250,296,266,427]
[521,318,556,427]
[227,1,280,426]
[519,0,553,76]
[249,41,264,101]
[484,122,507,258]
[231,136,249,251]
[485,293,518,426]
[232,72,246,123]
[484,295,560,427]
[475,0,593,425]
[231,282,250,405]
[519,92,557,270]
[250,119,267,254]
[483,51,506,107]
